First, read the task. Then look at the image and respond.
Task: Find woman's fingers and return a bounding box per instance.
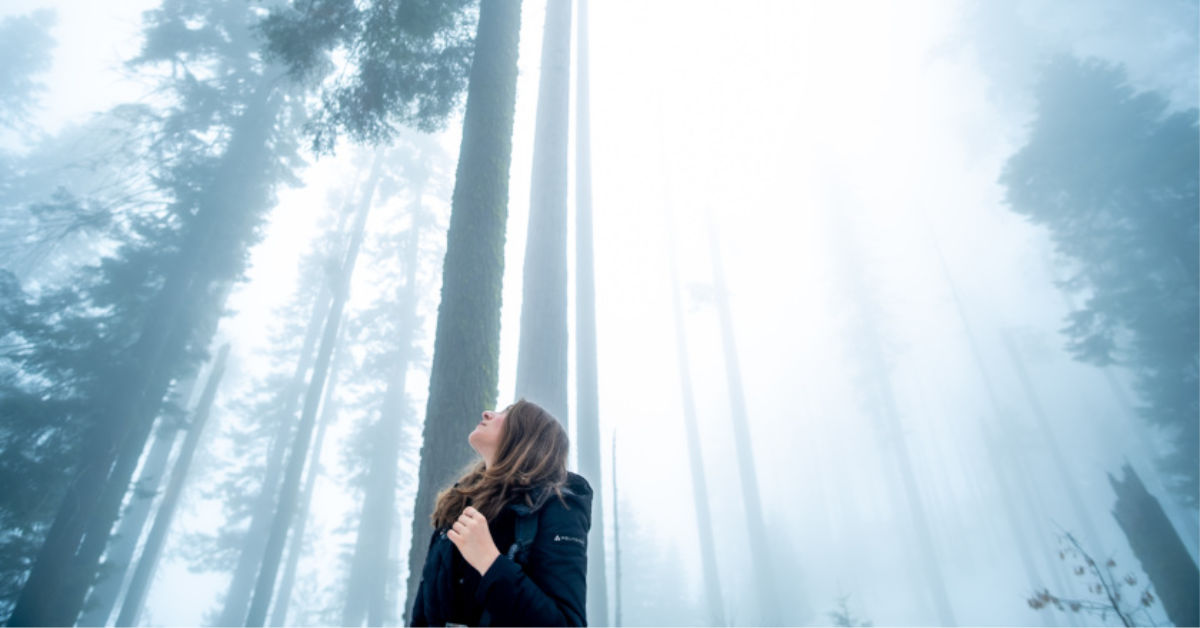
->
[452,521,467,535]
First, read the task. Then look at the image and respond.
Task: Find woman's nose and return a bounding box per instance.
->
[481,410,492,421]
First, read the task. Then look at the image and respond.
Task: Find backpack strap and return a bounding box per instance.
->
[504,508,539,565]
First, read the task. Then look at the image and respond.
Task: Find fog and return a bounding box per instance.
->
[0,0,1196,626]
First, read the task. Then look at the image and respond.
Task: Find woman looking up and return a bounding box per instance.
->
[410,398,592,626]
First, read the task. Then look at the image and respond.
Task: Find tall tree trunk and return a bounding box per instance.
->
[7,79,281,627]
[611,431,622,628]
[999,331,1105,548]
[825,205,957,626]
[513,0,570,426]
[573,1,608,623]
[214,194,351,626]
[114,344,232,626]
[343,197,425,628]
[921,223,1068,625]
[245,152,383,626]
[402,1,523,622]
[1109,463,1199,628]
[216,281,331,626]
[664,203,725,626]
[703,208,789,624]
[269,333,345,627]
[82,279,236,627]
[76,384,195,627]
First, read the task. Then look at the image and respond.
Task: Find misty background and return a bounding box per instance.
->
[0,0,1196,626]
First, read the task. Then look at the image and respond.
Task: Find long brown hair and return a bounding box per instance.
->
[431,399,569,529]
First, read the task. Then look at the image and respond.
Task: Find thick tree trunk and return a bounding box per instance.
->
[115,344,231,626]
[7,79,280,627]
[343,197,425,627]
[704,208,790,624]
[269,335,345,627]
[1109,463,1199,628]
[245,153,383,626]
[402,1,523,622]
[573,1,608,623]
[513,0,570,425]
[664,204,725,626]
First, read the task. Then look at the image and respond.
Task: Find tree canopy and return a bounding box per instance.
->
[1001,54,1200,505]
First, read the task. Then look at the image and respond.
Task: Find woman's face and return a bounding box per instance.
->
[468,404,510,466]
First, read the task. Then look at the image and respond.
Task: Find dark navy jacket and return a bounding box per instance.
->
[411,472,592,626]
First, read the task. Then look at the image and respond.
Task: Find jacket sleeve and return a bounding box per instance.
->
[474,498,589,626]
[409,530,440,627]
[409,578,429,627]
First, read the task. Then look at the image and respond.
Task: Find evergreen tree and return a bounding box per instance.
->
[1000,55,1200,505]
[3,0,307,622]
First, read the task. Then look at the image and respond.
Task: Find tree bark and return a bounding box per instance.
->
[513,0,570,426]
[402,1,523,621]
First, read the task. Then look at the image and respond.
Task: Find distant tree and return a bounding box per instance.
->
[1027,529,1159,627]
[1000,55,1199,505]
[513,0,570,425]
[245,151,383,627]
[827,594,873,627]
[1,0,308,622]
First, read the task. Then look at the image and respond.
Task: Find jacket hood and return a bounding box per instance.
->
[510,472,592,526]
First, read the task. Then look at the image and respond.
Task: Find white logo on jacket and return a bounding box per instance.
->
[554,534,586,547]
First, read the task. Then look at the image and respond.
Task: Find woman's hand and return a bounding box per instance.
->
[447,506,501,575]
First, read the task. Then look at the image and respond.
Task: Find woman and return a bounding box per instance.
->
[410,399,592,626]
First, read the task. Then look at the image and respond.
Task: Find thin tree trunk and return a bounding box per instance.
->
[513,0,570,426]
[611,430,622,628]
[402,1,523,621]
[573,1,608,623]
[215,191,352,626]
[703,207,790,624]
[8,79,280,627]
[269,334,345,627]
[825,205,957,626]
[343,197,425,627]
[245,152,383,626]
[664,203,725,626]
[115,344,232,626]
[922,229,1073,626]
[216,281,331,627]
[77,385,194,627]
[1000,331,1106,545]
